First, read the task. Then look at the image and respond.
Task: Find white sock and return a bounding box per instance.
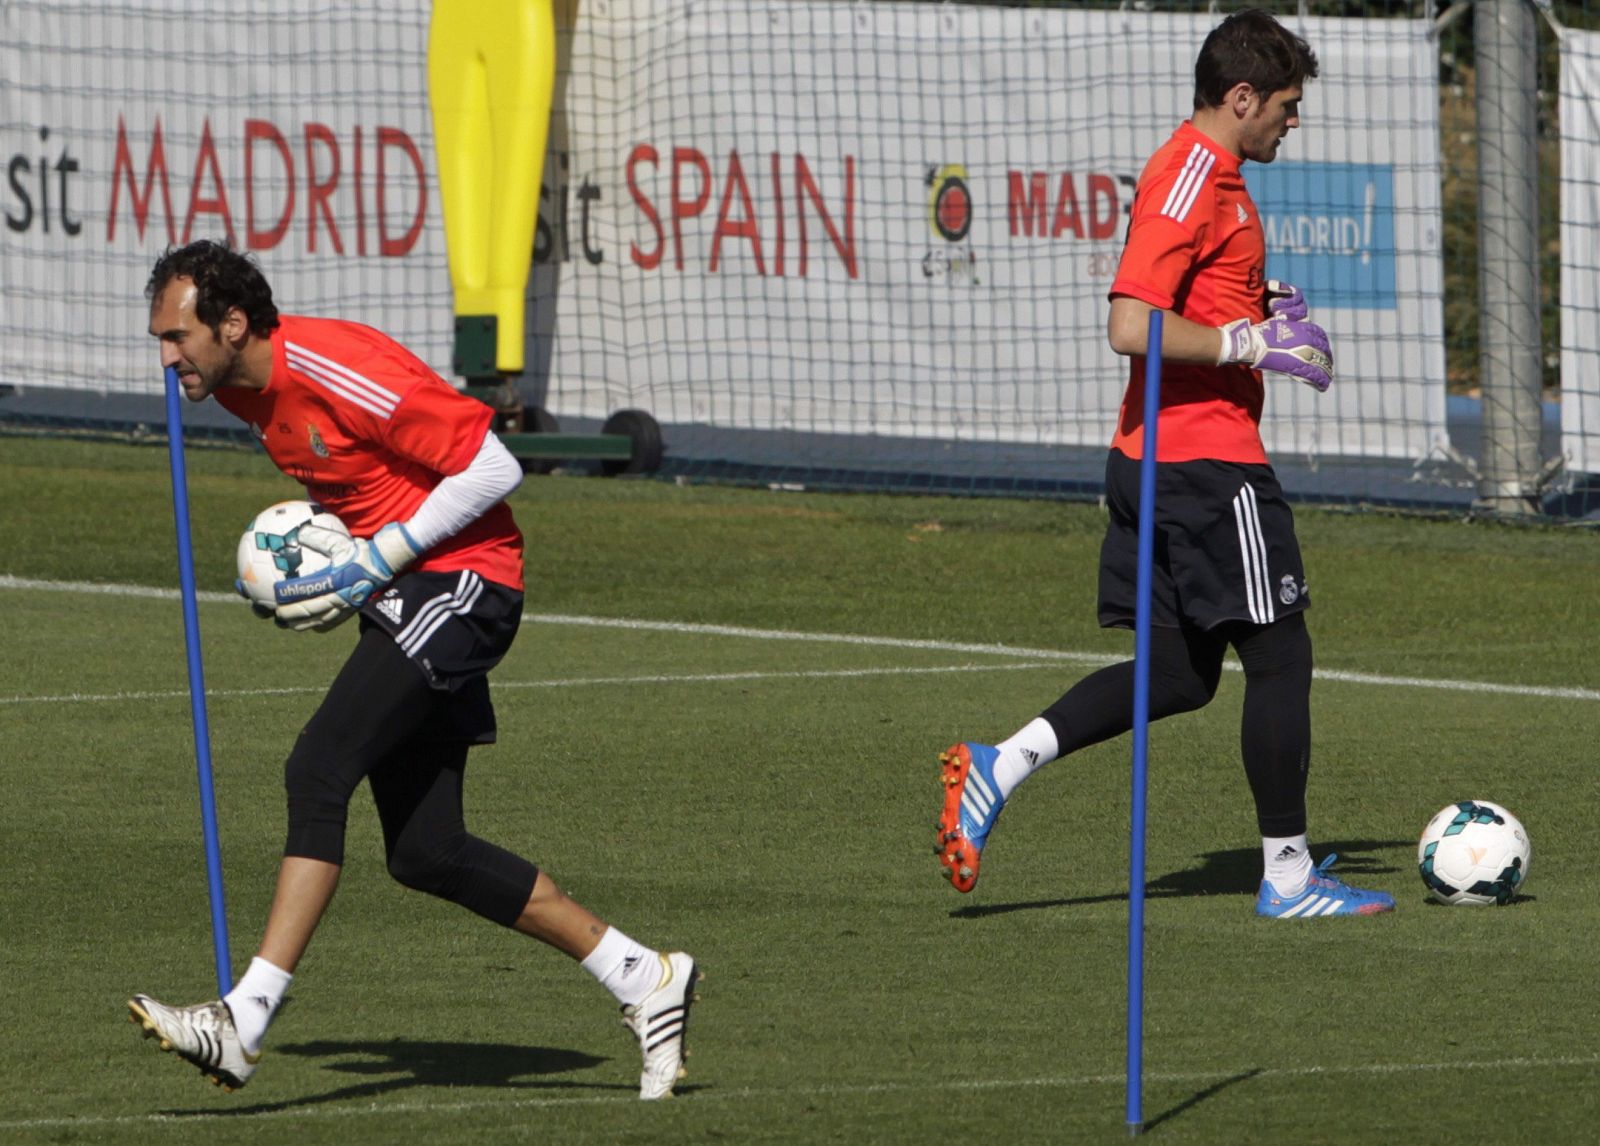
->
[223,957,293,1055]
[992,718,1060,798]
[580,927,663,1007]
[1263,835,1313,897]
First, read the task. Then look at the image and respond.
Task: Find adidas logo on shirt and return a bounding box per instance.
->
[376,594,404,624]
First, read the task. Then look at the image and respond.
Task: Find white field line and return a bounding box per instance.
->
[0,1053,1596,1132]
[530,612,1600,701]
[4,574,1598,703]
[0,663,1062,707]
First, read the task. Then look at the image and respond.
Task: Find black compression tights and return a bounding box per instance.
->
[1039,614,1312,837]
[281,625,537,926]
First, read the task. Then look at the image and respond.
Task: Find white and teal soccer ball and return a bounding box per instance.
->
[235,500,349,609]
[1417,800,1531,906]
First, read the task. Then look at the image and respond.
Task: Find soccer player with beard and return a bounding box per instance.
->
[130,239,700,1098]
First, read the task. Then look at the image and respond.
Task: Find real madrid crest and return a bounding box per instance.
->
[307,423,329,458]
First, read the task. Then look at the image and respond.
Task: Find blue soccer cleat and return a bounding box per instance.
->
[1255,853,1396,918]
[937,743,1006,893]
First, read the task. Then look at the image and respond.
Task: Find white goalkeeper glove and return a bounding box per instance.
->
[273,522,420,633]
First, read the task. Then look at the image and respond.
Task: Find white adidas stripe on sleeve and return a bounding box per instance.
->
[286,341,402,420]
[1158,144,1215,225]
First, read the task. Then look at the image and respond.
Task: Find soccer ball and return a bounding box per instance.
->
[236,500,349,609]
[1417,800,1531,906]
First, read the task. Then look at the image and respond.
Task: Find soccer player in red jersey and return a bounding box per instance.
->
[129,240,699,1098]
[937,10,1393,918]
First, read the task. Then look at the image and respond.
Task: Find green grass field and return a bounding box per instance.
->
[2,436,1597,1144]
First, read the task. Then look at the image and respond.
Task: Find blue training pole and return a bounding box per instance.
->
[1126,311,1162,1135]
[164,365,234,996]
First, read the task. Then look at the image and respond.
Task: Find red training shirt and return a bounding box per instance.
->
[1108,121,1269,464]
[215,315,525,590]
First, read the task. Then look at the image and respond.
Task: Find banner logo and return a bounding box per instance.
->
[922,164,979,284]
[928,165,971,242]
[1246,162,1397,309]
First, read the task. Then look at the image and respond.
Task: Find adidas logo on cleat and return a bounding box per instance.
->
[127,995,260,1092]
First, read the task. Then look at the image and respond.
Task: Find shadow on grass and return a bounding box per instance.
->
[157,1039,629,1118]
[1420,893,1537,908]
[1142,1067,1264,1133]
[950,839,1411,919]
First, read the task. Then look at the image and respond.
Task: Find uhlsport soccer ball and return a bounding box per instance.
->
[1417,800,1531,906]
[236,500,350,609]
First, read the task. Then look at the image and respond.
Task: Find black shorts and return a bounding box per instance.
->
[357,568,523,744]
[1098,449,1308,632]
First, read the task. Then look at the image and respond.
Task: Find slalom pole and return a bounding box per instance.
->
[1126,311,1163,1135]
[163,364,234,996]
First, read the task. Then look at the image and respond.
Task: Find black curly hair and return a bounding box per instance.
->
[146,239,280,337]
[1193,9,1319,111]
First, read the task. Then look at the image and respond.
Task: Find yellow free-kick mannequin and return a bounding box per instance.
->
[428,0,556,382]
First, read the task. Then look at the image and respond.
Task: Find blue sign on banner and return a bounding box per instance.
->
[1244,162,1396,310]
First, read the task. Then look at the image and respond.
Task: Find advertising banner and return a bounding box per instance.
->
[539,2,1447,458]
[1560,28,1600,476]
[0,2,448,391]
[1,1,1447,461]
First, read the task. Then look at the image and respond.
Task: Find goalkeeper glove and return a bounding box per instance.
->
[273,522,421,633]
[234,579,280,623]
[1218,314,1334,392]
[1264,279,1308,322]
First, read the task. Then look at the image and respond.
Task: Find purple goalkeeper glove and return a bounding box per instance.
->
[1264,279,1308,321]
[1218,315,1334,392]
